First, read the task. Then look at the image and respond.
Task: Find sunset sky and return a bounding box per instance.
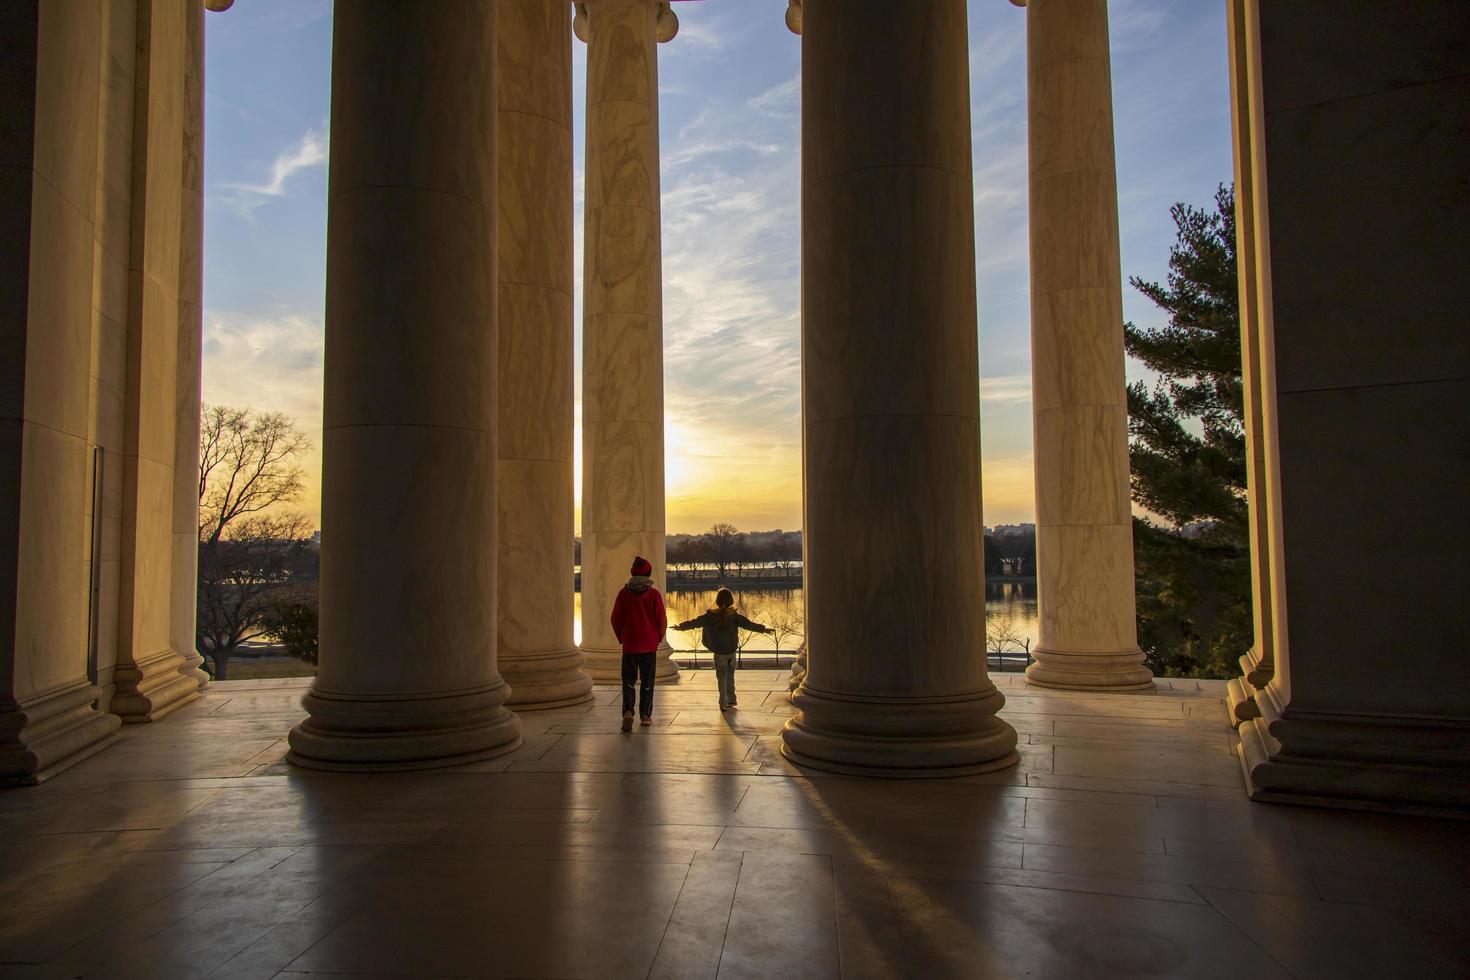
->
[201,0,1232,535]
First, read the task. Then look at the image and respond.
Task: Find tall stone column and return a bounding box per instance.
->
[113,0,206,722]
[0,1,123,783]
[288,2,521,771]
[780,0,1018,777]
[575,0,680,685]
[497,0,592,709]
[172,0,210,692]
[1231,0,1470,814]
[1018,0,1152,692]
[1224,0,1271,726]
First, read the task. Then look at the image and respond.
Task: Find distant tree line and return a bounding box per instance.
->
[984,528,1036,578]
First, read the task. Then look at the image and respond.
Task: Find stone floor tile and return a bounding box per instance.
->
[1199,886,1470,980]
[1028,771,1249,802]
[286,857,689,978]
[883,875,1293,978]
[647,852,742,980]
[715,824,1026,870]
[1021,841,1319,896]
[1,677,1461,978]
[717,853,840,980]
[837,859,1206,904]
[832,872,908,980]
[1052,744,1246,787]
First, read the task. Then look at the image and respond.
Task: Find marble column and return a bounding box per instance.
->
[172,0,210,692]
[1231,0,1470,814]
[496,0,592,710]
[0,1,123,782]
[112,0,206,722]
[779,0,1018,777]
[288,1,522,771]
[575,0,680,685]
[1018,0,1152,692]
[1224,0,1270,726]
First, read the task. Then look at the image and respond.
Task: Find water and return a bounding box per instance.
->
[573,580,1038,653]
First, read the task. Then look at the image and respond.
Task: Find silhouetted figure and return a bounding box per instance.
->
[674,588,770,710]
[610,555,667,731]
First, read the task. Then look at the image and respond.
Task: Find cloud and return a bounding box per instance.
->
[215,127,327,216]
[201,309,326,520]
[980,374,1033,406]
[747,74,799,119]
[653,68,804,530]
[201,310,324,428]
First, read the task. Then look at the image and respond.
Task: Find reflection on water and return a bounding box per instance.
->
[573,580,1038,652]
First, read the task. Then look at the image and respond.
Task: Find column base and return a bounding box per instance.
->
[780,683,1019,778]
[112,648,202,723]
[287,681,522,772]
[580,644,681,685]
[1238,647,1273,688]
[786,642,807,698]
[1024,646,1154,692]
[0,682,122,786]
[1238,691,1470,817]
[178,650,212,691]
[1225,677,1261,726]
[502,647,595,710]
[1225,647,1272,727]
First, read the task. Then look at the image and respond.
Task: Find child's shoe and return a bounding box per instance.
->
[640,716,652,726]
[621,712,634,732]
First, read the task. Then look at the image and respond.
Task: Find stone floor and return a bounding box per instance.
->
[2,671,1467,979]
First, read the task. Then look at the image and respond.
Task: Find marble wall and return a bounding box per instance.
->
[1,1,122,783]
[111,0,199,723]
[1234,0,1470,812]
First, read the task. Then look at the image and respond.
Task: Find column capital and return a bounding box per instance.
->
[574,1,679,44]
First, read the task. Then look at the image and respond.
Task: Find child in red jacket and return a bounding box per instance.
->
[609,555,667,731]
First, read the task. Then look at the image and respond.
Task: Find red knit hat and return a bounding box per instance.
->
[630,555,653,577]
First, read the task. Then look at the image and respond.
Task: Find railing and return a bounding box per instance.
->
[671,649,1034,672]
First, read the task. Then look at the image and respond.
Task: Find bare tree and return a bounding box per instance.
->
[199,405,309,545]
[767,607,805,654]
[704,522,739,580]
[984,612,1026,670]
[196,406,314,679]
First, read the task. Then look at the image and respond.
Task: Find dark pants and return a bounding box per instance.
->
[621,652,656,718]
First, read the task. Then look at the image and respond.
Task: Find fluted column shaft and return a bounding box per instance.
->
[497,0,592,710]
[577,0,678,684]
[112,0,204,722]
[288,1,521,771]
[172,0,209,692]
[779,0,1018,777]
[1022,0,1152,692]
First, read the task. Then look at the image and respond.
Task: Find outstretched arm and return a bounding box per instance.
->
[673,613,708,631]
[734,613,770,633]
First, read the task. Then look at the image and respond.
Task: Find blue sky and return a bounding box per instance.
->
[201,0,1232,534]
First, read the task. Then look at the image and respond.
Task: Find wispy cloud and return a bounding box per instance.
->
[980,375,1033,406]
[201,310,324,424]
[201,309,326,518]
[215,127,327,216]
[655,66,803,531]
